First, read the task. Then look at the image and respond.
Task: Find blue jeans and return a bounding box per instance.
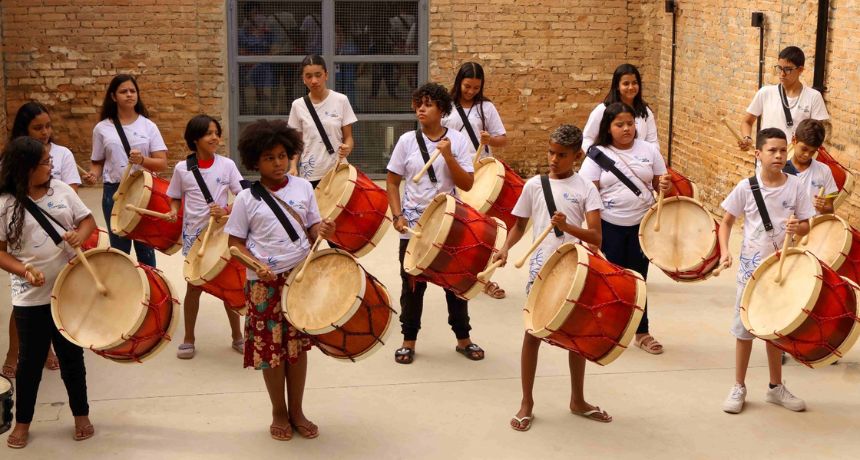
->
[102,182,157,267]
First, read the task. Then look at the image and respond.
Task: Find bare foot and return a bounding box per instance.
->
[45,349,60,371]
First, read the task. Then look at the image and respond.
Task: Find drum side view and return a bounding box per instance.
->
[665,167,698,200]
[816,147,854,210]
[795,214,860,283]
[403,194,454,276]
[184,219,247,310]
[1,376,13,435]
[81,227,110,251]
[457,157,525,230]
[110,170,183,255]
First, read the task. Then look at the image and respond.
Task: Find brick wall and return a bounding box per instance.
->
[0,6,6,148]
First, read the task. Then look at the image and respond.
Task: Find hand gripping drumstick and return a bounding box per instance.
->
[197,216,216,258]
[74,248,107,295]
[477,258,503,281]
[412,149,441,183]
[295,236,322,282]
[76,163,88,175]
[125,204,172,220]
[515,225,553,269]
[653,189,665,232]
[112,162,134,201]
[473,144,485,166]
[801,188,825,245]
[403,226,422,238]
[774,214,795,285]
[229,246,268,272]
[720,117,743,142]
[23,263,44,284]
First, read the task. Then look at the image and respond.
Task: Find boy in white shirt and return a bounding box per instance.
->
[785,119,836,215]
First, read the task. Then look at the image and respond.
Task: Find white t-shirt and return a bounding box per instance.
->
[721,174,815,286]
[582,104,658,153]
[0,181,92,306]
[578,140,667,226]
[49,143,82,186]
[746,84,829,141]
[288,91,358,181]
[224,177,321,280]
[91,116,168,183]
[386,129,475,239]
[795,159,838,215]
[441,101,506,159]
[512,173,603,292]
[166,155,245,254]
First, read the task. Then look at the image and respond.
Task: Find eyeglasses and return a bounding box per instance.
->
[38,158,53,166]
[774,65,797,75]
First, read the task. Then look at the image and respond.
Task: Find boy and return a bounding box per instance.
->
[494,125,606,430]
[785,119,836,215]
[717,128,815,414]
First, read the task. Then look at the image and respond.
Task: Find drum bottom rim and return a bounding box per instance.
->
[349,208,394,259]
[459,217,507,301]
[316,282,394,362]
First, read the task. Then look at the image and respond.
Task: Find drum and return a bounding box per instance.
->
[664,167,698,200]
[816,147,854,209]
[0,376,11,435]
[183,219,247,312]
[741,248,860,368]
[81,226,109,251]
[282,248,394,361]
[315,163,392,257]
[638,196,721,282]
[795,214,860,284]
[403,194,507,300]
[524,243,646,365]
[111,170,183,255]
[457,157,525,230]
[51,248,179,363]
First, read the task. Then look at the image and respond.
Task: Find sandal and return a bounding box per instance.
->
[45,353,60,371]
[291,421,319,439]
[455,343,485,361]
[572,406,613,423]
[6,431,28,449]
[1,362,15,379]
[635,335,664,355]
[483,281,506,299]
[394,347,414,364]
[74,424,95,441]
[176,343,195,359]
[231,338,245,354]
[510,414,534,432]
[270,424,292,441]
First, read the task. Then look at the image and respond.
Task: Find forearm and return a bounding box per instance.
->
[170,199,182,215]
[0,251,28,277]
[489,135,507,148]
[563,224,601,247]
[141,155,167,172]
[76,215,97,238]
[446,157,474,190]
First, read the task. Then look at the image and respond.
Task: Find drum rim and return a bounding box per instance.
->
[184,219,231,285]
[740,248,822,340]
[318,280,394,362]
[799,276,860,368]
[460,216,507,300]
[834,174,854,210]
[110,170,153,237]
[50,247,152,351]
[638,196,718,274]
[456,157,505,215]
[797,213,852,270]
[350,208,394,258]
[403,194,455,276]
[0,375,11,394]
[315,163,356,222]
[282,248,367,335]
[597,268,646,366]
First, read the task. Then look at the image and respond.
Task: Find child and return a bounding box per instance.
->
[717,128,815,414]
[166,115,245,359]
[494,125,606,431]
[386,82,479,364]
[0,137,97,448]
[786,119,836,215]
[224,119,335,441]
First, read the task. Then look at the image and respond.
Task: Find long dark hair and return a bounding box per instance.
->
[595,102,637,147]
[301,54,327,73]
[450,62,490,128]
[99,74,149,121]
[0,137,47,250]
[603,63,650,120]
[12,101,51,141]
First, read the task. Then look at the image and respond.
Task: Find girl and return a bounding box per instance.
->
[582,64,658,153]
[166,115,245,360]
[0,137,96,448]
[225,119,335,441]
[287,55,357,188]
[89,74,168,268]
[579,102,672,355]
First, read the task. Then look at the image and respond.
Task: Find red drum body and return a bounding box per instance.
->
[457,157,525,230]
[111,170,183,255]
[81,227,109,251]
[816,147,854,209]
[184,219,247,312]
[664,167,699,200]
[796,214,860,285]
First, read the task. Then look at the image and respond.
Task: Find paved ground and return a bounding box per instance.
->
[1,186,857,459]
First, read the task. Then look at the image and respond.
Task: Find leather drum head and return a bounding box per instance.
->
[457,158,503,214]
[184,219,230,282]
[403,194,452,275]
[315,164,355,220]
[639,197,717,273]
[796,214,851,269]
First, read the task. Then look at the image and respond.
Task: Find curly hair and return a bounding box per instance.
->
[184,115,222,152]
[549,125,584,151]
[237,119,303,171]
[412,82,453,116]
[0,137,47,251]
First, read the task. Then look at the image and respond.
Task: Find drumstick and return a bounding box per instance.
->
[197,216,216,258]
[515,225,553,269]
[229,246,268,272]
[404,226,422,238]
[653,189,665,232]
[477,259,503,281]
[801,187,825,245]
[720,117,743,142]
[473,144,485,165]
[322,158,341,194]
[294,236,322,282]
[124,204,172,220]
[74,247,107,295]
[412,149,441,183]
[112,162,134,201]
[76,163,88,175]
[774,214,795,285]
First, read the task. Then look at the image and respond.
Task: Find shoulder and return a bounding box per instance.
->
[480,101,499,112]
[137,116,160,130]
[445,129,467,142]
[803,86,825,100]
[51,180,76,196]
[174,160,189,173]
[217,155,241,170]
[94,119,113,132]
[574,173,598,190]
[589,103,606,116]
[234,188,256,205]
[758,85,778,97]
[50,143,73,157]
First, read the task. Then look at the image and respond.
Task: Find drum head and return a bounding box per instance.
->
[742,249,821,339]
[284,249,365,334]
[639,197,717,272]
[797,215,852,269]
[51,248,149,350]
[112,171,151,234]
[403,194,453,275]
[0,375,10,394]
[525,244,588,335]
[184,219,230,282]
[315,164,355,220]
[457,158,503,214]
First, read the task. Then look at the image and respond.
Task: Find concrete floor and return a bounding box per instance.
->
[2,186,858,459]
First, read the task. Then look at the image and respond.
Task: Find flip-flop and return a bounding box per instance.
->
[231,338,245,354]
[394,347,414,364]
[291,421,319,439]
[74,424,95,441]
[572,406,613,423]
[44,354,60,371]
[510,414,534,432]
[176,343,195,359]
[6,432,28,449]
[635,335,664,355]
[455,343,485,361]
[270,424,292,441]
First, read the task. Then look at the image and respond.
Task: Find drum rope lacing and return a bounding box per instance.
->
[195,257,246,309]
[330,181,390,251]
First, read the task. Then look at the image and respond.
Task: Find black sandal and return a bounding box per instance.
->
[455,343,485,361]
[394,347,414,364]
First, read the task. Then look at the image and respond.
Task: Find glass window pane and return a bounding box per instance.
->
[335,61,417,114]
[350,120,417,175]
[238,62,304,116]
[335,2,419,56]
[238,1,322,56]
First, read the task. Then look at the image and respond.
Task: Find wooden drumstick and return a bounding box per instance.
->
[801,187,825,245]
[653,189,665,232]
[74,247,107,295]
[197,216,216,258]
[477,259,503,281]
[515,225,553,269]
[473,144,485,165]
[774,214,795,285]
[112,162,134,201]
[322,158,342,194]
[403,226,422,238]
[412,149,441,183]
[124,204,172,220]
[720,117,743,142]
[294,236,322,282]
[229,246,268,272]
[76,163,88,175]
[712,260,728,277]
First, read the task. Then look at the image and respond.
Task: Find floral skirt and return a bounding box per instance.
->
[243,272,311,369]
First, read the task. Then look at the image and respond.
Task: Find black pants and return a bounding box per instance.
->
[600,220,650,334]
[13,305,89,424]
[398,240,471,341]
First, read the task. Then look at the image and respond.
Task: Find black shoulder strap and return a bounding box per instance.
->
[782,160,799,175]
[748,176,773,232]
[586,146,643,197]
[303,95,335,155]
[455,105,480,150]
[186,153,214,204]
[111,118,132,157]
[540,175,563,237]
[414,129,438,183]
[250,182,300,242]
[23,198,65,246]
[778,84,794,128]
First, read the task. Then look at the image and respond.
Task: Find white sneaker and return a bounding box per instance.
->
[722,383,747,414]
[766,383,806,412]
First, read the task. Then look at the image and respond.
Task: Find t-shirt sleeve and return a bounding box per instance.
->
[305,184,322,228]
[746,87,766,117]
[484,103,506,136]
[794,181,816,221]
[386,137,408,176]
[644,108,659,147]
[341,96,358,126]
[91,126,105,162]
[650,144,668,176]
[148,121,168,153]
[224,193,250,238]
[581,105,603,152]
[228,161,244,195]
[511,180,534,218]
[584,181,603,211]
[578,156,603,182]
[59,150,81,185]
[809,89,830,121]
[721,182,746,218]
[166,164,184,199]
[66,187,92,225]
[287,100,303,132]
[823,166,839,195]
